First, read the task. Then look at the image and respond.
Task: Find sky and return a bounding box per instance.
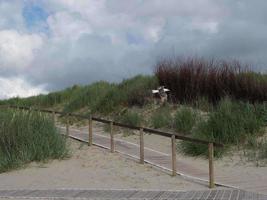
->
[0,0,267,99]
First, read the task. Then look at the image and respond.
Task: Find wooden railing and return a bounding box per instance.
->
[2,105,223,188]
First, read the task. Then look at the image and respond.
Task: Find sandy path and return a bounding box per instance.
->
[0,139,205,191]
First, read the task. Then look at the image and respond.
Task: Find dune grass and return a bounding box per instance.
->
[64,81,114,113]
[118,110,143,127]
[0,109,68,173]
[179,98,266,157]
[151,105,172,129]
[174,107,198,135]
[64,75,158,114]
[0,75,158,116]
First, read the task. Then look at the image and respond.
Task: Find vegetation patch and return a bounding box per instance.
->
[0,60,266,162]
[118,75,158,107]
[174,107,198,135]
[180,98,265,157]
[151,105,172,129]
[62,75,158,114]
[64,81,114,113]
[155,57,267,104]
[0,109,68,173]
[119,110,143,127]
[242,138,267,166]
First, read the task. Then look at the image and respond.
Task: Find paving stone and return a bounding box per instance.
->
[1,189,267,199]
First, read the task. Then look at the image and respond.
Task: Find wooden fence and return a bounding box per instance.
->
[3,105,223,188]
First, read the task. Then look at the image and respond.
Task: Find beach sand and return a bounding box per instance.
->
[0,139,205,191]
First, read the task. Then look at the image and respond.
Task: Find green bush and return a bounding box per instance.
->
[151,106,172,129]
[254,103,267,126]
[179,120,224,157]
[94,87,127,114]
[194,97,213,112]
[119,75,158,106]
[119,110,142,127]
[64,81,114,113]
[94,75,157,114]
[0,109,68,173]
[174,107,197,134]
[63,75,158,114]
[259,140,267,160]
[180,98,265,157]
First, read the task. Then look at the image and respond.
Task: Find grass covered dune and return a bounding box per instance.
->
[0,109,68,173]
[0,57,266,161]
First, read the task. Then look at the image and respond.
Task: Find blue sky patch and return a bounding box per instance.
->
[22,2,49,33]
[126,33,145,45]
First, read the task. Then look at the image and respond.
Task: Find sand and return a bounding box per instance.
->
[0,139,205,191]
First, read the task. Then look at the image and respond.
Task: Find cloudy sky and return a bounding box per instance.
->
[0,0,266,99]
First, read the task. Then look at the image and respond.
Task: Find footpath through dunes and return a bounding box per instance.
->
[0,189,267,200]
[58,124,267,195]
[0,139,208,190]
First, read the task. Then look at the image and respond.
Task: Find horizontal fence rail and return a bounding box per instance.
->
[1,104,224,188]
[5,105,223,147]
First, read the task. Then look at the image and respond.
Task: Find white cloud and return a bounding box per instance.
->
[47,0,106,18]
[0,77,47,99]
[143,18,165,43]
[0,30,43,71]
[0,1,24,30]
[47,12,92,40]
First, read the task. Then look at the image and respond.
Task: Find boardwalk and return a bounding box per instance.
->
[0,189,266,200]
[59,125,267,195]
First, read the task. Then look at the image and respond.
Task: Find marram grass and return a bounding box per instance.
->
[179,98,266,157]
[0,109,68,173]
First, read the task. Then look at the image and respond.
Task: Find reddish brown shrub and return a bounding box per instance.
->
[155,57,267,104]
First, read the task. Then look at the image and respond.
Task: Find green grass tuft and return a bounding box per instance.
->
[151,105,172,129]
[180,98,265,157]
[0,109,68,173]
[174,107,198,134]
[64,81,114,113]
[118,110,142,127]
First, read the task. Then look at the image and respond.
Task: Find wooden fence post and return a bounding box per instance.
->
[140,128,144,164]
[88,116,93,146]
[209,143,215,188]
[53,111,56,124]
[110,121,114,153]
[171,134,177,176]
[66,113,69,136]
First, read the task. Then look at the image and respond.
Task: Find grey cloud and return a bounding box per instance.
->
[0,0,267,96]
[26,33,152,91]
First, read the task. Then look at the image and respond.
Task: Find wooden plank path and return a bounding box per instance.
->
[59,126,212,184]
[58,125,267,195]
[0,189,266,200]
